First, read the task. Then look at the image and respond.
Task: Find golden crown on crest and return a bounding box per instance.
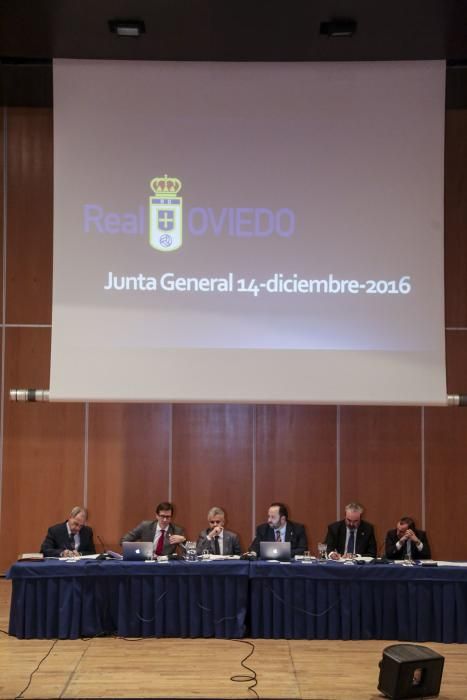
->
[150,174,182,196]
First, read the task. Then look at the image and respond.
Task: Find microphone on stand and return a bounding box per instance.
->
[95,535,122,560]
[95,535,108,560]
[97,534,107,553]
[369,539,392,564]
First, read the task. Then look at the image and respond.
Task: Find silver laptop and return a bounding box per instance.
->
[260,541,291,562]
[122,541,154,561]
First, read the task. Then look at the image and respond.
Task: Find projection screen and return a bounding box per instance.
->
[51,59,446,404]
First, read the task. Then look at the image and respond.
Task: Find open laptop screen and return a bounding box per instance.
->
[122,541,154,561]
[260,541,291,562]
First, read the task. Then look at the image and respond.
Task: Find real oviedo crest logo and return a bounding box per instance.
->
[149,174,183,252]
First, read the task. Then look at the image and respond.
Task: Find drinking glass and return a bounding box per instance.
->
[317,543,328,560]
[303,550,312,562]
[185,541,197,561]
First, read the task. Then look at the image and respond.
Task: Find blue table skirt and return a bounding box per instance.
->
[8,559,467,642]
[7,560,249,640]
[249,561,467,643]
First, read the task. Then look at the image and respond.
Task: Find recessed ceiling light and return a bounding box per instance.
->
[320,19,357,38]
[108,19,146,38]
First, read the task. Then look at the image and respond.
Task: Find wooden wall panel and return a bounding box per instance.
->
[0,109,3,323]
[87,403,170,551]
[340,407,422,555]
[172,404,253,548]
[0,328,84,571]
[6,107,52,324]
[445,110,467,328]
[256,405,337,553]
[446,330,467,393]
[0,100,466,575]
[425,407,467,560]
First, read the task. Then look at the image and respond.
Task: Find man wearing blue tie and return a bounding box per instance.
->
[325,502,377,559]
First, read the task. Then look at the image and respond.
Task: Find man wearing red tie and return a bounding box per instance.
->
[121,501,186,556]
[249,502,308,557]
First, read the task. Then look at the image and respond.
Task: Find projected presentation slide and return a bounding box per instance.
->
[51,59,446,404]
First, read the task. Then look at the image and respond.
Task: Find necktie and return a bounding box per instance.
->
[275,530,281,542]
[214,536,220,555]
[155,530,165,556]
[69,534,76,550]
[347,529,355,555]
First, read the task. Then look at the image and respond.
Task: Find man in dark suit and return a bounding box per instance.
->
[385,516,431,560]
[121,501,186,556]
[249,502,307,557]
[40,506,96,557]
[325,502,377,558]
[196,506,241,555]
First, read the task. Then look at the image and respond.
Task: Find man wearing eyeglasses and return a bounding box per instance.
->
[196,506,241,556]
[121,501,186,555]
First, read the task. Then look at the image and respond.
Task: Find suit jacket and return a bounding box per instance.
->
[385,528,431,560]
[196,528,241,556]
[249,520,308,557]
[325,519,377,557]
[121,520,185,556]
[40,521,96,557]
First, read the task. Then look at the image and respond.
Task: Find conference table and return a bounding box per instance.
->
[7,558,467,643]
[249,560,467,643]
[7,558,249,640]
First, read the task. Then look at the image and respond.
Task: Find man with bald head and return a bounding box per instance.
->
[249,502,308,557]
[40,506,96,558]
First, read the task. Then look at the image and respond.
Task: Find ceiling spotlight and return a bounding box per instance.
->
[109,19,146,38]
[320,18,357,38]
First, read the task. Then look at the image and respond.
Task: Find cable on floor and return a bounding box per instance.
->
[230,639,258,698]
[15,638,59,699]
